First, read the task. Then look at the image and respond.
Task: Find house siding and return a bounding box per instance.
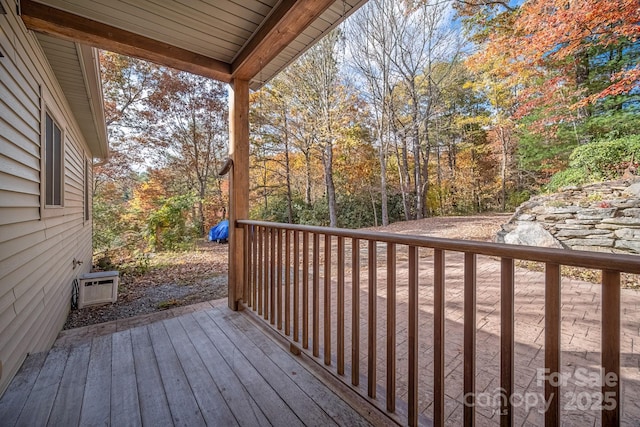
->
[0,1,94,395]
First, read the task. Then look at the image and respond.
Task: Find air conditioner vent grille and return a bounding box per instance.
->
[78,271,118,308]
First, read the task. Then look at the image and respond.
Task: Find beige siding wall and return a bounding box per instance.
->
[0,1,93,395]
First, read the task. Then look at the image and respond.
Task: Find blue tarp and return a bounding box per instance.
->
[208,220,229,242]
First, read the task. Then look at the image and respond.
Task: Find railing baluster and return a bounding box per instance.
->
[324,234,332,365]
[602,270,620,426]
[235,220,640,427]
[270,227,276,325]
[387,242,396,413]
[285,229,291,336]
[464,252,476,426]
[368,240,377,399]
[501,257,514,427]
[408,246,419,427]
[258,226,263,316]
[244,224,250,307]
[277,229,283,329]
[545,263,561,426]
[313,232,320,357]
[302,231,309,349]
[352,237,360,387]
[434,249,445,427]
[294,230,300,342]
[264,228,270,320]
[337,235,345,375]
[252,225,258,310]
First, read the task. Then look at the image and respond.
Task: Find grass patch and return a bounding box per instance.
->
[157,298,180,310]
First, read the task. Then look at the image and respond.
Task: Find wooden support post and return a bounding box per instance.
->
[228,79,249,310]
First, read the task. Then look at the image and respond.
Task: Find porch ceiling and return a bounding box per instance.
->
[20,0,366,89]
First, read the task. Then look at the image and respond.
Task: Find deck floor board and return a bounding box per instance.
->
[110,330,142,426]
[0,352,47,427]
[130,325,173,425]
[177,314,270,426]
[147,321,206,426]
[163,316,238,426]
[47,343,90,427]
[192,309,305,426]
[208,307,339,427]
[0,302,374,426]
[80,334,112,426]
[223,307,376,427]
[15,346,68,426]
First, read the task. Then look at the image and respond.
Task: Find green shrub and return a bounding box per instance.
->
[146,193,199,251]
[547,135,640,191]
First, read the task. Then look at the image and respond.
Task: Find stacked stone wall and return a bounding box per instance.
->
[497,179,640,254]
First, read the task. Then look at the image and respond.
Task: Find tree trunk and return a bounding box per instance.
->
[198,180,206,236]
[379,140,389,226]
[436,144,443,215]
[392,120,411,221]
[283,112,294,223]
[323,139,338,227]
[369,188,378,227]
[304,149,312,206]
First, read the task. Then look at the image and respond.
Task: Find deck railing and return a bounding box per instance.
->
[237,220,640,426]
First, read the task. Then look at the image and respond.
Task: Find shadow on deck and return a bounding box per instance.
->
[0,299,389,426]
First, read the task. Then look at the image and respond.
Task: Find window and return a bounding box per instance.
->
[44,112,63,206]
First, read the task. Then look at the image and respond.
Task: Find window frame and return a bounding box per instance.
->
[40,90,66,218]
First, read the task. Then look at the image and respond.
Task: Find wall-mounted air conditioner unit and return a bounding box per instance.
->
[78,271,119,308]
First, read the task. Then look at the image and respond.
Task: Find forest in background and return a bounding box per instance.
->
[94,0,640,258]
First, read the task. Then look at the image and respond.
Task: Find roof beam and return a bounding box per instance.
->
[232,0,335,81]
[20,0,232,82]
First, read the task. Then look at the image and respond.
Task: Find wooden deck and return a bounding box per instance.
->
[0,300,386,426]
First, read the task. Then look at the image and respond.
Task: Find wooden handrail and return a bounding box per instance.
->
[237,220,640,273]
[239,220,635,426]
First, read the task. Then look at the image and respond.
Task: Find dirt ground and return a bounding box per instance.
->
[64,214,510,329]
[368,213,510,241]
[63,241,229,329]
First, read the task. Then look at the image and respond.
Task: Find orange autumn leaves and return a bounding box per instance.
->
[469,0,639,115]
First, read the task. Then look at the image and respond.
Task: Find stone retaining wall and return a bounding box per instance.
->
[497,179,640,254]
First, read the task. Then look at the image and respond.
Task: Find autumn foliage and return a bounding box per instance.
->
[94,1,639,252]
